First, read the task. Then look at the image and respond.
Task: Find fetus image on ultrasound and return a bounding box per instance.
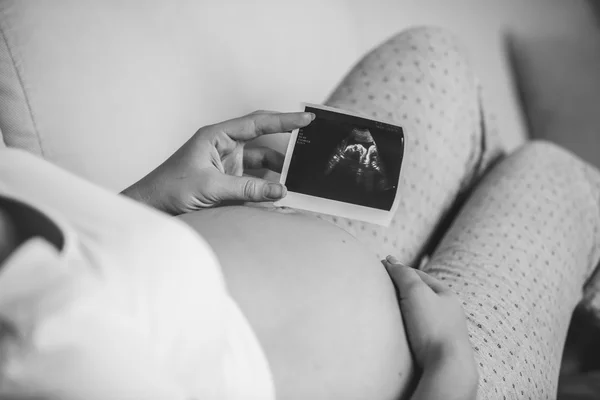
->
[324,127,391,193]
[284,105,404,211]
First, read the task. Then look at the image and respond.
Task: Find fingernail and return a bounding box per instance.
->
[306,112,316,121]
[265,183,285,200]
[386,255,398,263]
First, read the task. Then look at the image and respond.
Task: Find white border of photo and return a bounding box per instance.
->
[275,103,404,227]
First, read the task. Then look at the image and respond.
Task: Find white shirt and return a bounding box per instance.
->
[0,149,274,400]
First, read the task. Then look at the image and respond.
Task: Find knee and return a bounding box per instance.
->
[387,26,466,56]
[330,25,479,117]
[514,140,586,173]
[506,140,600,270]
[509,140,600,205]
[378,26,476,89]
[361,25,481,137]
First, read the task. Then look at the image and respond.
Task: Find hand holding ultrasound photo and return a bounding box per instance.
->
[276,104,405,226]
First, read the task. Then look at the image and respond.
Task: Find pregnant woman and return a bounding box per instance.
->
[1,27,600,400]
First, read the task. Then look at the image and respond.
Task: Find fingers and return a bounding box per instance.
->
[384,256,452,296]
[215,174,288,203]
[244,147,285,172]
[413,269,452,295]
[218,111,316,141]
[246,110,303,133]
[383,259,427,300]
[248,110,278,115]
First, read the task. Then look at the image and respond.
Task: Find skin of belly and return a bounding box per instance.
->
[178,205,416,400]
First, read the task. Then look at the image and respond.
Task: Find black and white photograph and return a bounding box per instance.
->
[277,103,405,225]
[3,2,600,399]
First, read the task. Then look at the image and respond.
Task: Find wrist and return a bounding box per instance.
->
[412,343,478,400]
[427,342,478,384]
[424,340,474,368]
[121,177,160,211]
[120,182,144,203]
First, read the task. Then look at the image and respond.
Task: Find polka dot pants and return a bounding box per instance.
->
[312,27,600,399]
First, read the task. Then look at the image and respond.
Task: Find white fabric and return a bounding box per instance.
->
[0,148,275,400]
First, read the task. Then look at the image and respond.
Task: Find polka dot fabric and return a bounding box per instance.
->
[426,142,600,399]
[307,27,600,398]
[318,26,503,265]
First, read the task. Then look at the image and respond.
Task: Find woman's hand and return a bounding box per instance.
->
[122,111,315,215]
[383,256,478,400]
[383,255,473,367]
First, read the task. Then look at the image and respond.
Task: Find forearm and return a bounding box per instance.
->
[411,346,478,400]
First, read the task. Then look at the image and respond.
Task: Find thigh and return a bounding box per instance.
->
[425,141,600,399]
[313,27,503,265]
[178,206,415,400]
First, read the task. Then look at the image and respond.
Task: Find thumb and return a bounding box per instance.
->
[216,174,288,203]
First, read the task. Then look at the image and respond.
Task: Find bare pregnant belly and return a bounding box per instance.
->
[178,205,414,400]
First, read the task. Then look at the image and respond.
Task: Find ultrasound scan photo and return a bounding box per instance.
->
[278,103,405,225]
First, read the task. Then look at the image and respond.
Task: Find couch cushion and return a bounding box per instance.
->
[0,1,360,191]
